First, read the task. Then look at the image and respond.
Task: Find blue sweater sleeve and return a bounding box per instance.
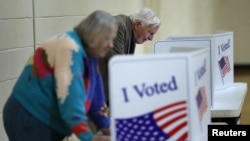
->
[53,38,93,140]
[57,69,93,139]
[89,72,110,129]
[88,59,110,129]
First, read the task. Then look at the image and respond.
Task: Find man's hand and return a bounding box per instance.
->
[100,128,111,136]
[92,134,110,141]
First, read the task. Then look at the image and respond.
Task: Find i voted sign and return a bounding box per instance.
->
[121,76,178,103]
[109,47,211,141]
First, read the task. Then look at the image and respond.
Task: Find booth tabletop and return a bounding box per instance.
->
[211,82,247,118]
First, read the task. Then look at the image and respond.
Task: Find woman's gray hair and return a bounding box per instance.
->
[129,8,161,27]
[74,10,117,47]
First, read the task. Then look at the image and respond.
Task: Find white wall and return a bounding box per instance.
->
[0,0,34,140]
[33,0,144,45]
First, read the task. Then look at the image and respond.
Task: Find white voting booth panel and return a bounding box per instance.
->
[164,32,234,92]
[153,32,234,107]
[109,48,211,141]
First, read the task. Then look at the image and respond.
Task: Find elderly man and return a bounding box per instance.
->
[98,8,161,106]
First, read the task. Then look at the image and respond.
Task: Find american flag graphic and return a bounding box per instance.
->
[115,100,188,141]
[218,56,231,77]
[196,87,208,121]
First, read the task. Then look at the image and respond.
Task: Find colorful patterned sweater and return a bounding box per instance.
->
[12,30,109,141]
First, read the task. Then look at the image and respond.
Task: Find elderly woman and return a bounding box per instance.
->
[3,10,118,141]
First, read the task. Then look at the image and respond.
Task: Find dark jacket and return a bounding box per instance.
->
[98,15,135,104]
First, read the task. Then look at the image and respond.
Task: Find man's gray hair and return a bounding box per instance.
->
[74,10,117,47]
[129,8,161,27]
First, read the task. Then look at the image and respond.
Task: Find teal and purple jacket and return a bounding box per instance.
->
[12,30,109,141]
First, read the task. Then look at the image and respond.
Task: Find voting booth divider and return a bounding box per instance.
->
[153,32,234,107]
[108,47,211,141]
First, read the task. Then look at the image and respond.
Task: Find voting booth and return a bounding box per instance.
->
[153,32,234,107]
[109,47,211,141]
